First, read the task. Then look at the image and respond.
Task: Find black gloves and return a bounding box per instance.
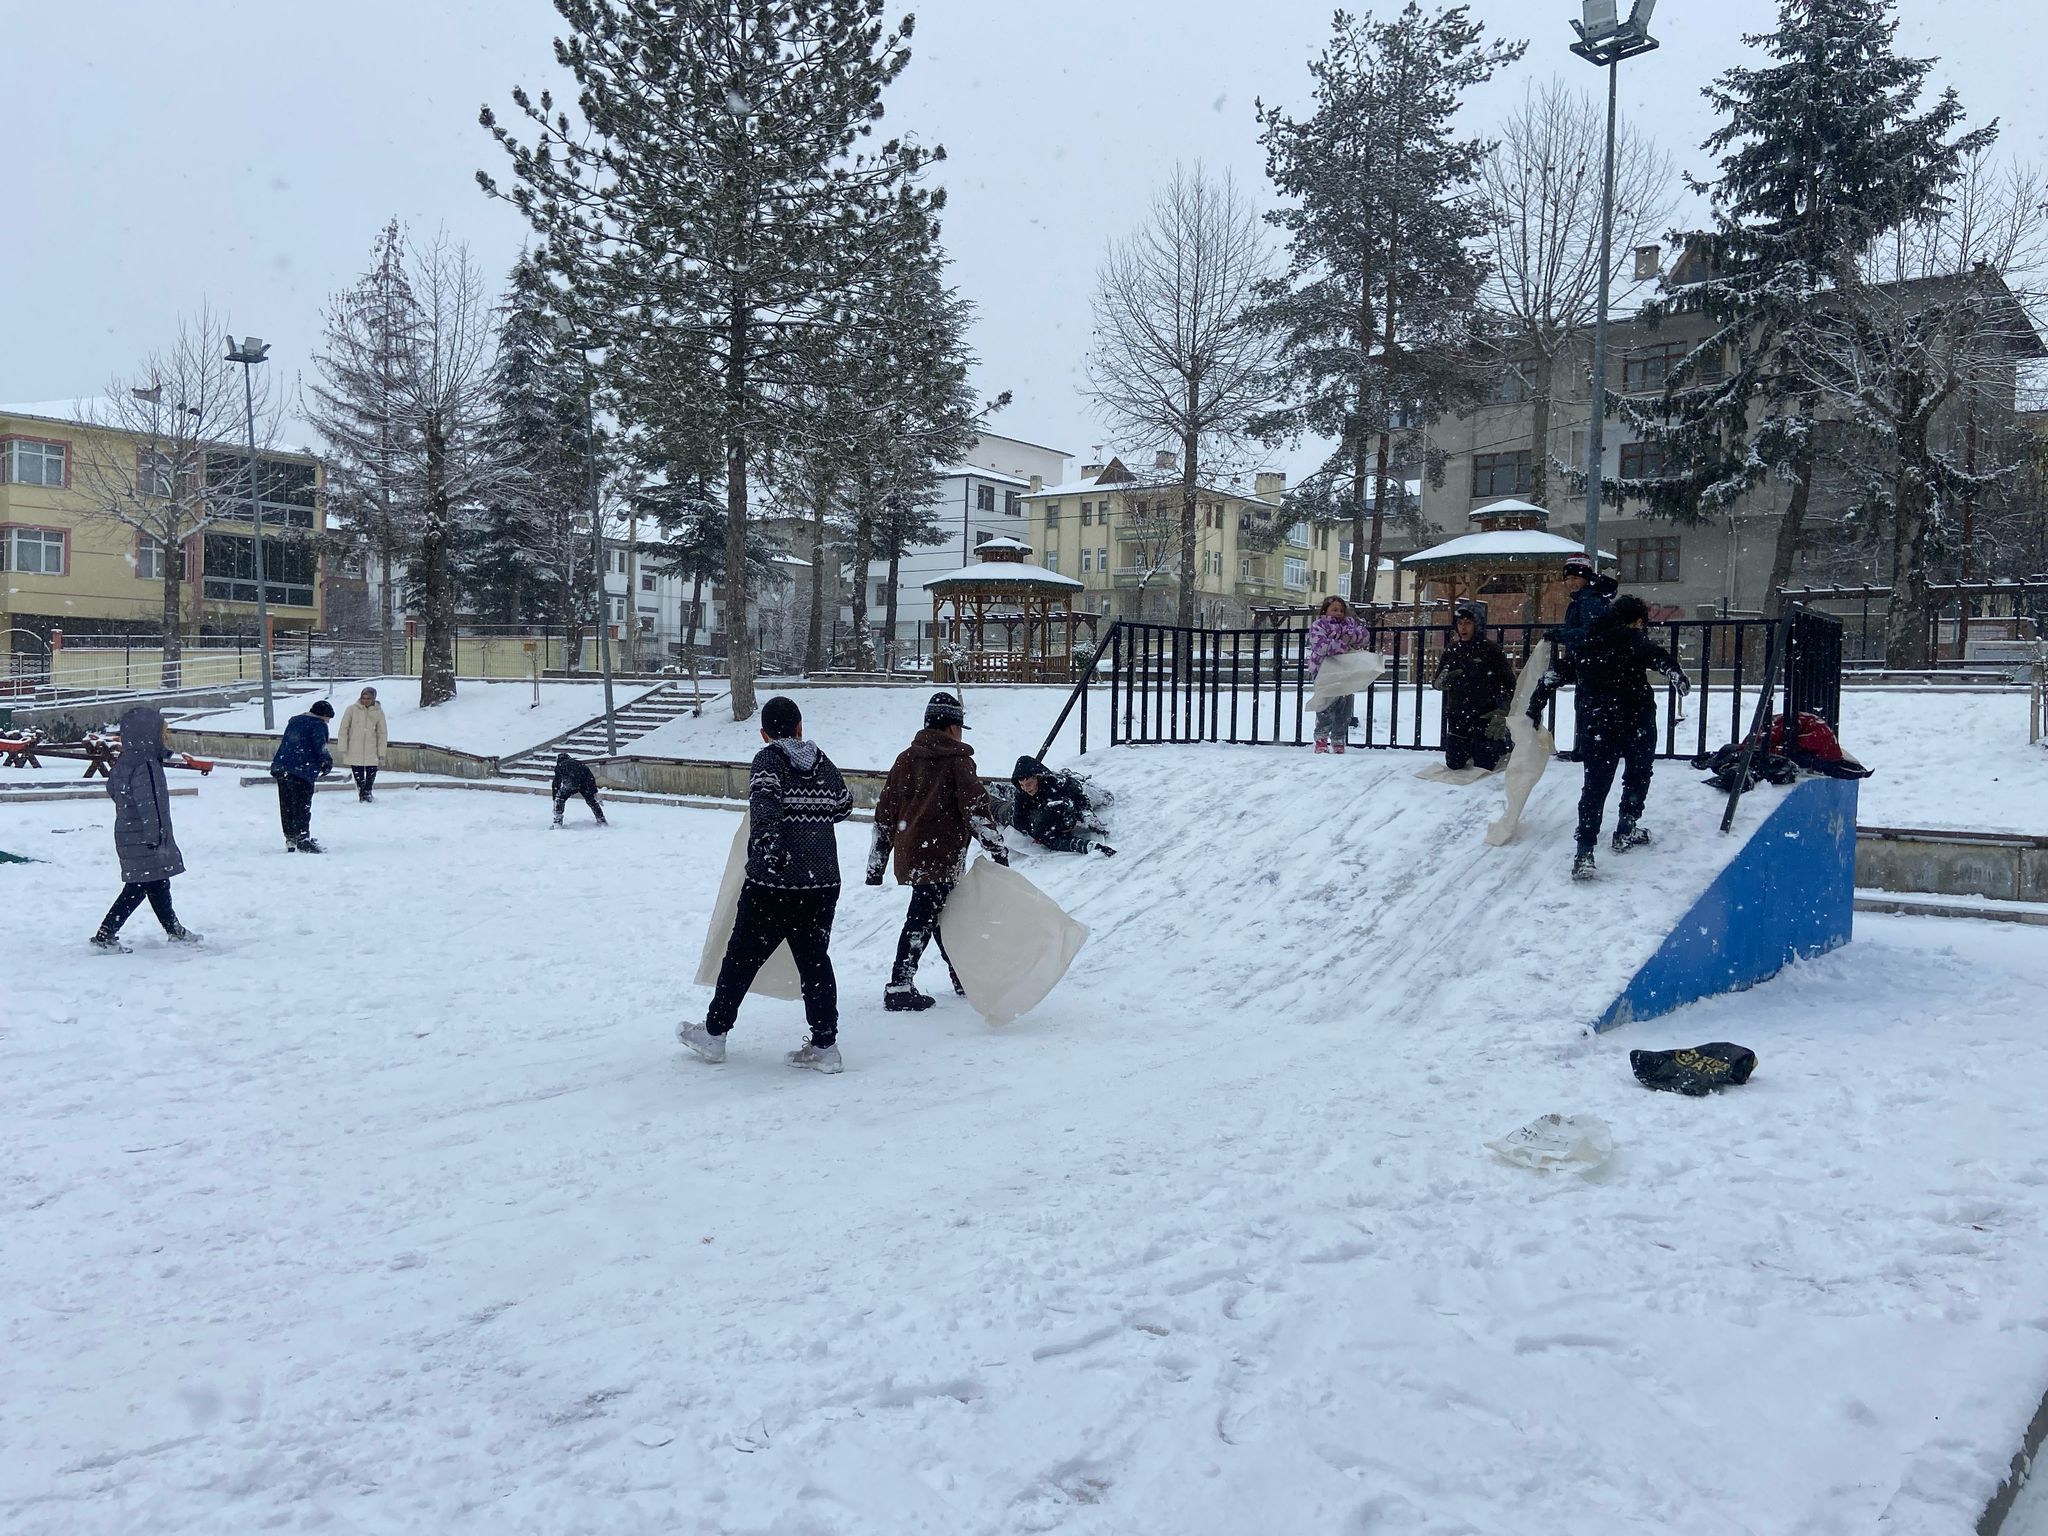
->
[1094,842,1118,857]
[992,849,1010,868]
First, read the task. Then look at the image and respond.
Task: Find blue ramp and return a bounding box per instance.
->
[1594,777,1858,1033]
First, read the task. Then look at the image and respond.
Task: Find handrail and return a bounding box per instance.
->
[1034,621,1120,763]
[1719,604,1797,834]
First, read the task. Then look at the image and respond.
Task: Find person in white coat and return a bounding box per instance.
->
[335,686,389,802]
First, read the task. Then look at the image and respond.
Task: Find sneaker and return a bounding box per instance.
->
[285,841,299,853]
[295,838,324,854]
[1313,740,1329,754]
[1571,851,1598,881]
[675,1020,726,1063]
[165,926,204,945]
[788,1042,844,1074]
[550,818,563,829]
[884,984,936,1013]
[1612,824,1652,853]
[89,933,132,954]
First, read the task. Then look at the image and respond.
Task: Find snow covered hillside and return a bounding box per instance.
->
[6,758,2048,1533]
[172,676,663,757]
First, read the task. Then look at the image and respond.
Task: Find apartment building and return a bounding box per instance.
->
[1021,452,1390,626]
[1,401,325,662]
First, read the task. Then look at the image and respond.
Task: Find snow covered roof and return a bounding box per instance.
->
[0,399,324,460]
[1468,497,1548,521]
[1402,529,1615,567]
[939,464,1031,488]
[1027,468,1284,503]
[771,553,812,568]
[975,535,1033,554]
[922,561,1082,591]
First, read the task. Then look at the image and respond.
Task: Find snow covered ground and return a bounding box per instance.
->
[171,677,662,758]
[7,751,2048,1533]
[1838,688,2045,833]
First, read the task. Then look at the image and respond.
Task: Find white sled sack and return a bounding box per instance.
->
[1305,649,1386,714]
[693,814,804,1001]
[937,857,1089,1026]
[1487,638,1555,847]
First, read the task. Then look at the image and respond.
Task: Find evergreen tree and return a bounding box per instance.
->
[1624,0,1992,624]
[1254,4,1524,604]
[480,0,944,721]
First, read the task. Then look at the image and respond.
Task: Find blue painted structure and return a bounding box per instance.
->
[1594,776,1859,1033]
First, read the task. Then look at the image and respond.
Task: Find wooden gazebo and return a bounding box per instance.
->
[922,537,1091,683]
[1400,499,1613,629]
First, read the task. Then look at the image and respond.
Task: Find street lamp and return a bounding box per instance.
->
[553,317,618,754]
[224,335,275,729]
[1570,0,1658,566]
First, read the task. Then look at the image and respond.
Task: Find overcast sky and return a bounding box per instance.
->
[6,0,2040,476]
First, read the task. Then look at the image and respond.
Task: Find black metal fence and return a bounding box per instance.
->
[1043,608,1845,763]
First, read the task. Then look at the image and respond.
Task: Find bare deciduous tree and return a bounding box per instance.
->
[1087,165,1279,628]
[76,307,280,687]
[1794,152,2048,666]
[1479,77,1673,507]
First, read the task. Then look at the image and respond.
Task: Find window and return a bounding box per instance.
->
[1489,369,1534,405]
[615,549,628,574]
[1100,597,1112,614]
[1080,548,1093,573]
[1044,549,1058,572]
[1621,341,1687,393]
[641,570,657,592]
[1471,451,1533,498]
[1241,557,1251,581]
[201,533,315,606]
[3,438,68,486]
[1618,536,1681,583]
[1284,556,1309,591]
[1287,523,1309,548]
[4,526,67,574]
[1005,491,1021,517]
[1080,503,1093,526]
[1044,501,1060,526]
[611,596,626,622]
[205,453,317,528]
[1098,546,1107,574]
[137,534,165,581]
[137,449,180,498]
[1618,442,1667,480]
[976,484,996,512]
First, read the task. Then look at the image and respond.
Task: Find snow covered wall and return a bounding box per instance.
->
[1595,775,1858,1032]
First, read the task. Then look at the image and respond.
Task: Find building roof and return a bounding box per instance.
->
[0,399,323,461]
[1402,529,1615,567]
[1027,461,1284,503]
[1468,497,1548,521]
[922,561,1083,592]
[938,463,1032,488]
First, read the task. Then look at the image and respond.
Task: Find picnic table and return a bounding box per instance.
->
[0,733,213,778]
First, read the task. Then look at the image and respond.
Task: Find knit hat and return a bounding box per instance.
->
[310,700,335,719]
[1563,555,1596,579]
[924,691,967,730]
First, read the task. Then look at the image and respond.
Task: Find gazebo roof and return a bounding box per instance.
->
[1468,497,1549,523]
[1402,529,1614,569]
[922,560,1082,593]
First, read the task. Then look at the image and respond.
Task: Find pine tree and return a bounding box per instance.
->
[480,0,944,721]
[1255,4,1524,604]
[1624,0,1992,627]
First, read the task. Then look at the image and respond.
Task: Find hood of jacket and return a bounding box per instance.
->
[771,737,821,773]
[1011,754,1048,785]
[908,727,975,761]
[117,705,165,756]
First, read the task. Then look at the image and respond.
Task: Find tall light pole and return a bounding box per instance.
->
[1570,0,1658,566]
[225,336,275,728]
[556,318,618,754]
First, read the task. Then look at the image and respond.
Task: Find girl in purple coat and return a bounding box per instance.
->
[1305,596,1374,753]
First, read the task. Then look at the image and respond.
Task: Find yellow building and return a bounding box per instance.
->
[1,402,325,686]
[1021,454,1410,626]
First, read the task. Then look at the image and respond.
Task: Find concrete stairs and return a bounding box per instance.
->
[497,684,713,784]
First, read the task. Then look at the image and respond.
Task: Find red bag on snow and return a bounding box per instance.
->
[1768,712,1872,778]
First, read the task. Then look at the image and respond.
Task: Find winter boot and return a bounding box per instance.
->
[550,816,564,829]
[675,1020,726,1063]
[1331,742,1347,755]
[1313,739,1329,754]
[165,925,204,945]
[787,1042,844,1074]
[1611,823,1652,853]
[295,837,325,854]
[89,932,132,954]
[884,983,936,1013]
[1571,850,1598,881]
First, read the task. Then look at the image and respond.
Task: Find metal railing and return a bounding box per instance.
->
[1083,611,1844,763]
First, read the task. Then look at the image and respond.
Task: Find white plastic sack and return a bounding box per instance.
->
[937,858,1089,1026]
[1306,649,1386,713]
[1485,1113,1614,1172]
[693,814,804,1001]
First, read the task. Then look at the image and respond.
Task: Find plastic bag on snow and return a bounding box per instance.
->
[937,857,1089,1025]
[1306,649,1386,713]
[693,814,804,1001]
[1485,1113,1614,1171]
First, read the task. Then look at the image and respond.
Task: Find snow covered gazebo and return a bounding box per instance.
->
[1400,499,1614,630]
[921,536,1090,684]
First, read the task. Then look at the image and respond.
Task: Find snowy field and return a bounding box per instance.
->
[171,677,662,758]
[8,751,2048,1533]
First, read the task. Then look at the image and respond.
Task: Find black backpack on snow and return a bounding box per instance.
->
[1630,1043,1758,1096]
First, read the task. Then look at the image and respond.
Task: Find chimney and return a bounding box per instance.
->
[1028,474,1043,494]
[1633,244,1662,281]
[1254,471,1286,501]
[1154,450,1178,472]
